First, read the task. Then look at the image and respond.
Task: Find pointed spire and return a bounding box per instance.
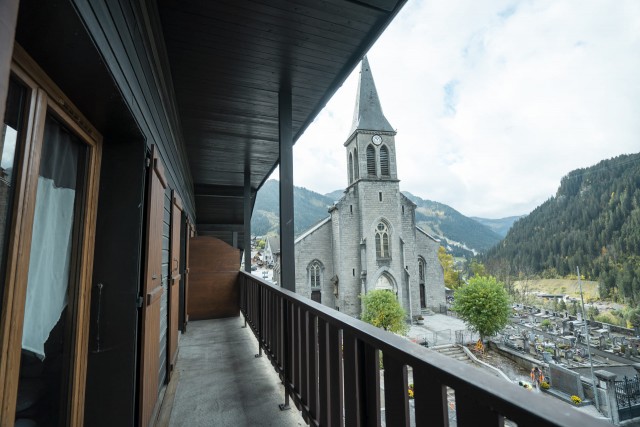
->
[350,56,394,134]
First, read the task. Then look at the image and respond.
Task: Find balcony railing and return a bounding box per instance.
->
[239,271,608,426]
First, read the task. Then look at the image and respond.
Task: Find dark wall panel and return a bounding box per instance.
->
[85,138,146,427]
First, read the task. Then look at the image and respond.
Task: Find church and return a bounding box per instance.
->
[293,57,445,320]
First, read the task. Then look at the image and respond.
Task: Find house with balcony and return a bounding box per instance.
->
[0,0,610,426]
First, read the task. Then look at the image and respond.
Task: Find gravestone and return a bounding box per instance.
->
[549,364,584,399]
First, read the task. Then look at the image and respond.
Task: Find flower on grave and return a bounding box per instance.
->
[571,395,582,405]
[540,381,550,390]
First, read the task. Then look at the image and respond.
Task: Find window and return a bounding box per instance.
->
[0,48,102,425]
[419,258,426,283]
[418,258,427,308]
[353,148,359,179]
[348,152,353,183]
[375,222,390,258]
[379,192,382,202]
[309,261,322,288]
[366,144,376,176]
[380,145,389,176]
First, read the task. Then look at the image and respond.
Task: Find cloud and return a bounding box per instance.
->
[285,0,640,218]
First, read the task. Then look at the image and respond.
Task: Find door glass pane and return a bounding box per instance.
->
[18,114,87,424]
[0,77,27,304]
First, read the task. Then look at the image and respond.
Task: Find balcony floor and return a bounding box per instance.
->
[164,317,305,427]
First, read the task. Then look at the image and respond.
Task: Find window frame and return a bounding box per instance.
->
[309,261,322,290]
[0,44,102,425]
[375,221,391,259]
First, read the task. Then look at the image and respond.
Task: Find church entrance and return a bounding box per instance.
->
[420,284,426,308]
[311,290,321,303]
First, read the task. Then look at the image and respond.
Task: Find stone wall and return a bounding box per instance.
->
[294,219,334,307]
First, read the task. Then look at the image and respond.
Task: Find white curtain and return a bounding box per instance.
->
[21,115,80,359]
[22,178,75,358]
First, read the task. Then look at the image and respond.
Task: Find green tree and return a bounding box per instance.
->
[569,300,578,316]
[469,260,487,278]
[361,290,407,335]
[451,276,510,341]
[558,299,567,311]
[438,246,461,289]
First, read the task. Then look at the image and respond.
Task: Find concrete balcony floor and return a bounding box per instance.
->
[160,317,305,427]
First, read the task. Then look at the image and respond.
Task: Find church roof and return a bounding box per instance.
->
[350,57,394,134]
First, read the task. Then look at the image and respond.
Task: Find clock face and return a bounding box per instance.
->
[372,134,382,145]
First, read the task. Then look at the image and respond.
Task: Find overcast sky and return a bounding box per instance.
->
[274,0,640,219]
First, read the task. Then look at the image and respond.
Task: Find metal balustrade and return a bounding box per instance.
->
[239,271,609,427]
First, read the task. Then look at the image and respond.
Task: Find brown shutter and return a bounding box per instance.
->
[139,146,167,427]
[167,192,183,377]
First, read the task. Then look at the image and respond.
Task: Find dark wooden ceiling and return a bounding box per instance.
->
[158,0,406,248]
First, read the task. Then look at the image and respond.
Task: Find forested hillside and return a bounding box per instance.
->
[485,153,640,303]
[402,192,502,256]
[252,180,334,236]
[251,180,502,255]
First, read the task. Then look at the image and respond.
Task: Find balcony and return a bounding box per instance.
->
[161,271,609,427]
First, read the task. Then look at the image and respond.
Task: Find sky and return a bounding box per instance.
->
[272,0,640,219]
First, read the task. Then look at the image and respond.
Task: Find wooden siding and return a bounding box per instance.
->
[71,0,195,220]
[188,237,240,320]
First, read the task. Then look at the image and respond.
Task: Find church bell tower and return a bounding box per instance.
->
[344,56,398,187]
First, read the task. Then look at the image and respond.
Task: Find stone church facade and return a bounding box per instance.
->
[293,57,445,320]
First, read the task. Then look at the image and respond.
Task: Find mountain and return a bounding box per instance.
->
[401,192,502,256]
[484,153,640,303]
[251,180,501,256]
[471,216,523,237]
[252,180,334,237]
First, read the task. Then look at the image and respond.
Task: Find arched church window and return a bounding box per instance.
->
[375,222,390,258]
[418,258,426,283]
[309,261,322,289]
[353,148,359,179]
[366,144,376,176]
[348,152,354,183]
[380,145,389,176]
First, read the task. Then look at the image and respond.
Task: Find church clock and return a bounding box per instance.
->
[372,134,382,145]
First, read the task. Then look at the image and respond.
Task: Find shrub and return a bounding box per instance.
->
[408,383,414,399]
[571,395,582,405]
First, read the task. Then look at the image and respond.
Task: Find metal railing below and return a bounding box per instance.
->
[239,271,608,427]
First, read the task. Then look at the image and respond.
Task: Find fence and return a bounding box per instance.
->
[238,271,608,426]
[616,375,640,421]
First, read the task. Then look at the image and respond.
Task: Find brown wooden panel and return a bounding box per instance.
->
[167,193,182,376]
[187,236,240,319]
[139,146,166,427]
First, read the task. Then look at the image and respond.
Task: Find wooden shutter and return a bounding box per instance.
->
[167,192,182,377]
[139,146,166,427]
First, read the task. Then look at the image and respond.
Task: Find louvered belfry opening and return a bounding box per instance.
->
[367,144,376,176]
[353,148,359,179]
[380,145,389,176]
[348,153,354,183]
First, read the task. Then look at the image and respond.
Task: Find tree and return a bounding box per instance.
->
[469,260,487,278]
[451,276,510,341]
[438,246,461,289]
[361,290,407,335]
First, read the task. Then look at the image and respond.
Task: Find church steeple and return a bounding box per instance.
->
[350,56,394,134]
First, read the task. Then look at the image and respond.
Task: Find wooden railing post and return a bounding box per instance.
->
[279,298,291,411]
[255,284,262,357]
